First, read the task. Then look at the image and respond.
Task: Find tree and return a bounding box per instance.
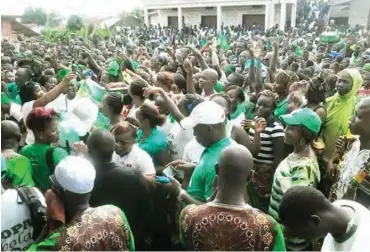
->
[120,8,144,26]
[47,12,63,27]
[22,6,47,25]
[66,15,84,31]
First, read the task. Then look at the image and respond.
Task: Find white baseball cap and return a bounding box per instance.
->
[54,156,96,194]
[180,101,226,130]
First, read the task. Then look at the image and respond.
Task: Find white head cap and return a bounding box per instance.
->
[180,101,225,130]
[54,156,96,194]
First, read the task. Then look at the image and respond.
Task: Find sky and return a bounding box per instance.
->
[1,0,142,18]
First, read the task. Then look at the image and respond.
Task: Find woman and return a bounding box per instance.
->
[101,93,124,129]
[136,103,170,168]
[156,72,174,94]
[273,70,298,118]
[127,79,149,120]
[322,69,362,162]
[245,90,285,213]
[111,121,156,176]
[19,73,75,145]
[19,107,69,192]
[39,75,58,91]
[269,108,321,250]
[226,86,246,125]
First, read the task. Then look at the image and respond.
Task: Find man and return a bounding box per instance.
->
[164,101,234,204]
[329,97,370,208]
[87,129,151,250]
[8,68,32,105]
[1,183,46,251]
[29,156,135,251]
[179,144,286,251]
[199,69,219,99]
[279,186,370,252]
[1,120,34,188]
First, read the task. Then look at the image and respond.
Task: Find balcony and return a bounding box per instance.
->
[143,0,270,9]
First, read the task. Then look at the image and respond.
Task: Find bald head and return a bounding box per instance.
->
[218,144,253,189]
[87,129,115,163]
[1,120,20,150]
[201,69,218,82]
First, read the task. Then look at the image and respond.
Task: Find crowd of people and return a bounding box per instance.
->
[1,20,370,251]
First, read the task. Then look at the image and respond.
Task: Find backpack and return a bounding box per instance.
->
[16,186,47,240]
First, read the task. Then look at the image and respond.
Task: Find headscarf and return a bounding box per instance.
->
[322,68,363,160]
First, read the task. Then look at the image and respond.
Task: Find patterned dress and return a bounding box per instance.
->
[28,205,135,251]
[179,202,285,251]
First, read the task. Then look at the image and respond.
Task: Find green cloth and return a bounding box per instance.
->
[216,34,230,50]
[1,92,11,105]
[322,68,362,160]
[56,68,71,82]
[132,60,140,70]
[19,144,68,192]
[270,217,287,251]
[280,108,322,134]
[136,127,168,166]
[230,103,246,120]
[107,59,120,77]
[6,82,22,105]
[187,137,232,202]
[2,150,35,188]
[27,206,135,251]
[246,181,270,213]
[274,98,289,118]
[363,63,370,72]
[215,81,224,93]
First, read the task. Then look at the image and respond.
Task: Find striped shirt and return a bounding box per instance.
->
[248,118,285,164]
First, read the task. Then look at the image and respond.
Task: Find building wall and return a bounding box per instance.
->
[348,0,370,26]
[1,20,17,42]
[149,6,266,27]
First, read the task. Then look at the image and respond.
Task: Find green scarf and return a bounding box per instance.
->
[231,103,246,120]
[322,68,362,160]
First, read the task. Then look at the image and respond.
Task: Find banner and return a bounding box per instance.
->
[77,79,127,129]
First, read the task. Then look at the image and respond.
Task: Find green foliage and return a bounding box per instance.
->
[22,6,47,25]
[120,8,144,25]
[47,12,64,27]
[66,15,84,31]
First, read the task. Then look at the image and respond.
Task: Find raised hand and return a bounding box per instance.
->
[183,58,193,73]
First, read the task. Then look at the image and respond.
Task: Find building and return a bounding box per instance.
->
[1,15,40,42]
[143,0,298,31]
[329,0,370,27]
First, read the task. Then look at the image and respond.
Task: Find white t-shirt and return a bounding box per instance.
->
[127,104,139,120]
[47,94,79,113]
[9,103,22,122]
[183,139,206,164]
[1,188,46,251]
[21,101,35,145]
[112,144,156,175]
[167,123,194,161]
[321,200,370,252]
[159,116,176,137]
[231,113,246,126]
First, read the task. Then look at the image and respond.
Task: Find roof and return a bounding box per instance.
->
[10,21,40,37]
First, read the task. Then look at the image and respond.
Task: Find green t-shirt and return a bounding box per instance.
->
[137,127,168,166]
[6,82,22,105]
[28,205,135,251]
[19,144,68,192]
[2,150,34,188]
[274,98,288,118]
[187,137,232,202]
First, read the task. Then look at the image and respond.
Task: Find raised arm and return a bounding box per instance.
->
[183,58,196,95]
[270,39,279,83]
[186,46,209,70]
[33,73,75,108]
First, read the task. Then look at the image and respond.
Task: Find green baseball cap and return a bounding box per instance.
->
[107,60,120,77]
[280,108,322,134]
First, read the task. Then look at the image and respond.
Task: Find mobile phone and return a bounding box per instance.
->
[163,166,178,177]
[156,176,171,184]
